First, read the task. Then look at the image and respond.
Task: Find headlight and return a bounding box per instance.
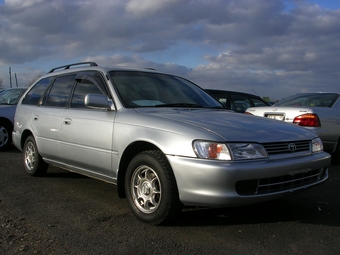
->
[193,141,231,160]
[228,143,268,160]
[312,137,323,152]
[193,141,268,160]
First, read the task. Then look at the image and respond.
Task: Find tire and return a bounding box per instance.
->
[0,121,12,151]
[23,136,48,176]
[125,150,183,225]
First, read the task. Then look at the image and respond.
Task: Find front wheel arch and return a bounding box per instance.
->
[124,150,183,225]
[117,141,160,198]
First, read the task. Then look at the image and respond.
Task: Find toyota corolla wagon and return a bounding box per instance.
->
[13,62,331,225]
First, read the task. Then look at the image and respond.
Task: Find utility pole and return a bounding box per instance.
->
[9,67,12,88]
[15,73,18,87]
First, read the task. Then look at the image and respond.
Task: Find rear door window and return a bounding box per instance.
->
[42,74,76,107]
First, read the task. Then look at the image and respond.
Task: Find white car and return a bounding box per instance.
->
[246,93,340,160]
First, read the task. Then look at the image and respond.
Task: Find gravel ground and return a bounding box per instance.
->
[1,146,340,255]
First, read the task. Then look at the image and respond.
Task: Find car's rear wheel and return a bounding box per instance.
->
[23,136,48,176]
[0,121,12,151]
[125,150,183,225]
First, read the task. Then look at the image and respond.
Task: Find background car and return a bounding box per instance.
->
[246,92,340,160]
[205,89,270,113]
[0,87,27,150]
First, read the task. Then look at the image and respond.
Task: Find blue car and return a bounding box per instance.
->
[0,88,27,150]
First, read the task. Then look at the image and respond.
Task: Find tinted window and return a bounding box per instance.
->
[44,75,76,107]
[208,93,229,107]
[251,97,269,107]
[71,80,105,108]
[231,94,251,113]
[0,89,26,105]
[22,78,54,105]
[110,71,221,108]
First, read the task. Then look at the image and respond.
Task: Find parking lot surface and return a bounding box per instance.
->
[1,146,339,255]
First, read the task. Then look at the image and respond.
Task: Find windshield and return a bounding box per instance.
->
[109,71,223,108]
[0,88,26,105]
[275,93,339,107]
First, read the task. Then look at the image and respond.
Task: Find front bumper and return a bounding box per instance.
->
[167,152,331,207]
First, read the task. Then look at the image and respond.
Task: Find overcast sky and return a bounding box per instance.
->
[0,0,339,100]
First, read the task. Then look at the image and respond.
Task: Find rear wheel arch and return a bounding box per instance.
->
[20,130,35,151]
[23,135,48,176]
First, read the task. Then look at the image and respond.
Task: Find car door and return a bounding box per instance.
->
[30,75,75,162]
[60,71,115,179]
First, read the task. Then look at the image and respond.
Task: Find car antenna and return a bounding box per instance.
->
[252,89,260,97]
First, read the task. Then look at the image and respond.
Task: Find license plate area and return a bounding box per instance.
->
[266,114,285,120]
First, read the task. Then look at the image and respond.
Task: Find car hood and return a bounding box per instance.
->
[0,105,17,122]
[134,108,316,143]
[0,104,17,108]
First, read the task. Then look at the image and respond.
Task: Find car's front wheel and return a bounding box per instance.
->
[0,121,12,151]
[125,150,183,225]
[23,136,48,176]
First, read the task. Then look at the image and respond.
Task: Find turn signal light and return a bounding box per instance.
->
[208,143,224,158]
[293,114,321,127]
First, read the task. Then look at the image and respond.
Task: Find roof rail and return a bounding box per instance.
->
[47,62,98,73]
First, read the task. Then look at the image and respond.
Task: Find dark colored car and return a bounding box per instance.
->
[0,88,27,150]
[205,89,270,113]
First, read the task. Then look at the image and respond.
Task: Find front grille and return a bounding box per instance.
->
[262,140,310,155]
[235,168,327,196]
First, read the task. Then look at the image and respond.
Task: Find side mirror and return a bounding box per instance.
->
[84,94,113,110]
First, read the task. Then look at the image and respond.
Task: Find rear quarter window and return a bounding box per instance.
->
[22,77,54,105]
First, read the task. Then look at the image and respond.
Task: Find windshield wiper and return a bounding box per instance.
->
[155,103,204,108]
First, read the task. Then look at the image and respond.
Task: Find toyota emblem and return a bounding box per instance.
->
[288,143,296,152]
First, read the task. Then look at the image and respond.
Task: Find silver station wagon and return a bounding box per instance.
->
[13,62,331,225]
